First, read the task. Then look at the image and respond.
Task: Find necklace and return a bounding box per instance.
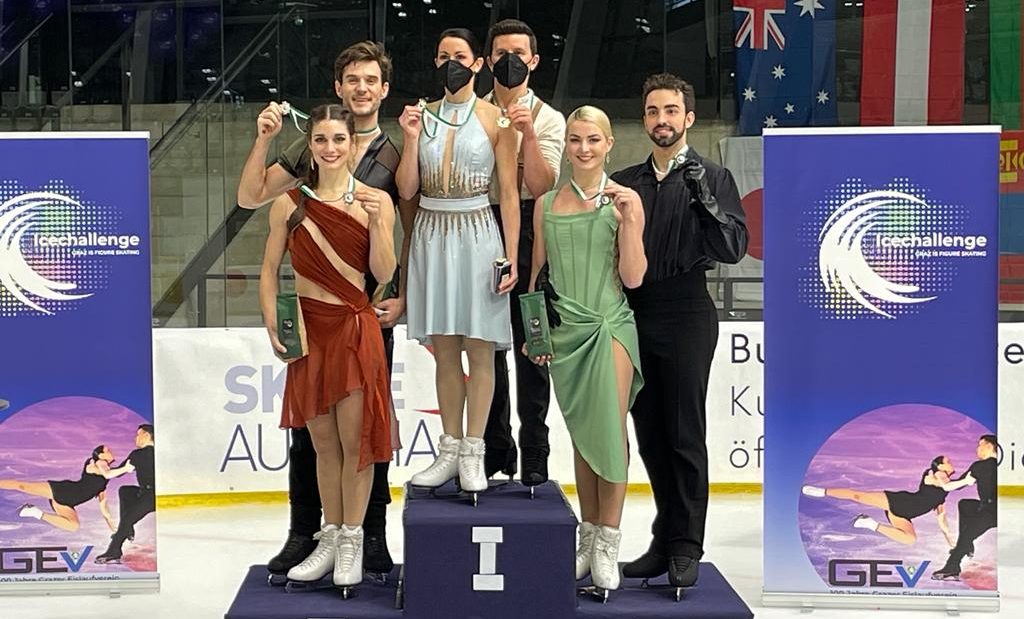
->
[300,174,356,205]
[651,145,689,177]
[569,172,611,207]
[494,90,534,128]
[355,125,380,137]
[281,101,311,133]
[420,95,478,138]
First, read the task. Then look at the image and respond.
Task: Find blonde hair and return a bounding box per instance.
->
[566,105,613,140]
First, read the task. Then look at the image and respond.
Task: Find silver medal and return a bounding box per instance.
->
[343,192,355,205]
[497,112,511,128]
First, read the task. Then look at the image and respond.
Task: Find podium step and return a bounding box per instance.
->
[224,562,754,618]
[576,563,753,618]
[224,481,752,619]
[225,565,401,618]
[403,480,578,619]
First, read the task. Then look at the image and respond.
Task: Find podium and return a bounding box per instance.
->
[224,481,755,618]
[402,480,577,619]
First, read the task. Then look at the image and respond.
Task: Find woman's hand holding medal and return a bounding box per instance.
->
[603,180,644,227]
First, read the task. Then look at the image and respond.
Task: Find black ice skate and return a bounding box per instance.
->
[267,531,317,586]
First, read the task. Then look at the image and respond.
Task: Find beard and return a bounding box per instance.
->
[648,124,685,148]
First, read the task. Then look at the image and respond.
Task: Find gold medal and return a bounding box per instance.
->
[497,112,511,129]
[417,98,427,111]
[343,192,355,205]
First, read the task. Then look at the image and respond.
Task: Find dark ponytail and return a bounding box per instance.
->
[86,444,105,469]
[927,455,946,477]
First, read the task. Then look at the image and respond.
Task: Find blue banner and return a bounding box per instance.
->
[763,127,999,608]
[0,133,157,591]
[733,0,837,135]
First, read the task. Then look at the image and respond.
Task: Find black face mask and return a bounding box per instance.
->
[492,53,529,89]
[436,60,475,94]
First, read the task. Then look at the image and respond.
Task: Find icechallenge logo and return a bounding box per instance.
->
[0,182,139,316]
[803,179,988,319]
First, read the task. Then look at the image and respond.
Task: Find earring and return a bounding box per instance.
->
[605,154,610,164]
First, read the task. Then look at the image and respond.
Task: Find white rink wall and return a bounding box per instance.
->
[152,324,1024,495]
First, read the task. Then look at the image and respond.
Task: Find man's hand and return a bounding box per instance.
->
[681,158,714,205]
[257,102,285,140]
[506,103,536,139]
[375,296,405,329]
[535,263,562,329]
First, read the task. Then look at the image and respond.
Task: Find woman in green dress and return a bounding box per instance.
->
[526,105,646,594]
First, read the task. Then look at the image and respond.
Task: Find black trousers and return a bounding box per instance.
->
[629,292,718,560]
[484,200,551,470]
[946,499,997,570]
[105,485,155,556]
[290,327,394,537]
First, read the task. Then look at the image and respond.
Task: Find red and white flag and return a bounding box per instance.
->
[860,0,966,125]
[718,137,764,304]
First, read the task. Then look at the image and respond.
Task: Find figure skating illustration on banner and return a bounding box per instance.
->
[763,126,999,611]
[0,133,157,594]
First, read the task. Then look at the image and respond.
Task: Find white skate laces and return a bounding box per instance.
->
[294,526,336,571]
[426,447,458,473]
[411,435,460,486]
[459,437,487,492]
[461,439,484,475]
[335,527,361,573]
[591,527,622,590]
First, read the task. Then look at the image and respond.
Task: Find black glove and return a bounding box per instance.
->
[681,158,729,225]
[534,263,562,329]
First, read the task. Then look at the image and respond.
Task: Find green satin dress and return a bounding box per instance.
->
[541,190,644,483]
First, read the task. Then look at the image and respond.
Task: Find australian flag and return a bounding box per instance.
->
[734,0,838,135]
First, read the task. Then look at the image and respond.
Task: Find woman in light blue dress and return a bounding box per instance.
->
[396,28,520,494]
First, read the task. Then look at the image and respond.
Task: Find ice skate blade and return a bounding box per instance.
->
[408,482,460,500]
[338,585,357,600]
[577,585,612,603]
[284,578,333,593]
[637,579,691,601]
[267,572,288,587]
[638,577,668,589]
[931,572,961,582]
[394,565,406,610]
[366,571,388,585]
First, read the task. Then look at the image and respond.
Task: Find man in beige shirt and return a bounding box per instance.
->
[481,19,566,486]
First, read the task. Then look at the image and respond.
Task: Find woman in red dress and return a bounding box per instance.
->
[259,104,396,588]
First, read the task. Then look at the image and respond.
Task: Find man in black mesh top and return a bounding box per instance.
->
[237,40,409,579]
